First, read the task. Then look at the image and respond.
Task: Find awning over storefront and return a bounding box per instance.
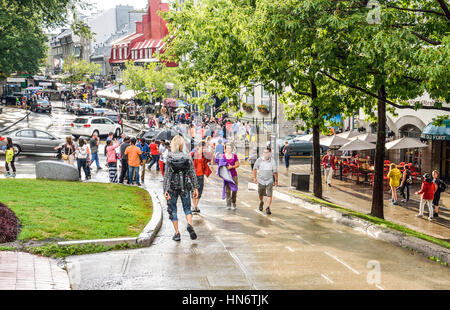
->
[385,137,428,150]
[421,120,450,141]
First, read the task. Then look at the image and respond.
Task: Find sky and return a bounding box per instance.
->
[88,0,147,11]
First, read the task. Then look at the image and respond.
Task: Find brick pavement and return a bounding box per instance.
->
[0,251,70,290]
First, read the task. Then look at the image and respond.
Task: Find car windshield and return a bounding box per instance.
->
[73,118,88,124]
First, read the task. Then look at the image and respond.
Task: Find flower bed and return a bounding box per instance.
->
[0,202,19,243]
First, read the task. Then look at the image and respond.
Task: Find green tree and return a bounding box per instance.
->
[62,56,100,90]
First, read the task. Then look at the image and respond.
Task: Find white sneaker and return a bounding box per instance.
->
[232,203,237,209]
[427,217,433,221]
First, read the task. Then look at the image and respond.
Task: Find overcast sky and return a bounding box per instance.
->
[88,0,147,11]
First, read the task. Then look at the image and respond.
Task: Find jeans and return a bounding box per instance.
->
[128,166,140,184]
[167,191,192,222]
[90,152,100,169]
[148,154,160,170]
[5,155,16,173]
[77,158,90,179]
[399,183,410,201]
[225,176,238,205]
[284,154,290,168]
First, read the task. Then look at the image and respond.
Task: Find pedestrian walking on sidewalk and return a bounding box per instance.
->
[282,141,291,174]
[322,149,336,187]
[89,133,102,171]
[432,170,447,218]
[387,163,402,205]
[253,147,278,215]
[119,137,131,184]
[415,173,437,221]
[159,140,168,176]
[125,138,142,186]
[249,143,258,170]
[191,141,212,214]
[4,138,16,178]
[148,139,160,171]
[55,137,76,166]
[106,139,120,183]
[137,138,150,183]
[399,165,412,203]
[216,143,240,209]
[75,139,91,181]
[163,135,199,242]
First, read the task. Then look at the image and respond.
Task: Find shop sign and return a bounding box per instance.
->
[7,77,26,83]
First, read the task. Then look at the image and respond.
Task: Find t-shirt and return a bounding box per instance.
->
[223,153,239,178]
[89,138,99,153]
[120,142,130,158]
[124,145,142,167]
[137,143,150,160]
[253,157,277,185]
[150,143,159,155]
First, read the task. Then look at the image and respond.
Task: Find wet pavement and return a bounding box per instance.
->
[64,169,450,290]
[255,164,450,241]
[1,107,449,290]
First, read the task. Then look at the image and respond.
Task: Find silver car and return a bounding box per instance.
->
[0,128,65,155]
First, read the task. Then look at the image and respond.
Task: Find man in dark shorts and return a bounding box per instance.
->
[191,141,212,213]
[253,147,278,215]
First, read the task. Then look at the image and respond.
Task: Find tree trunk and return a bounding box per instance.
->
[371,85,386,219]
[311,80,322,198]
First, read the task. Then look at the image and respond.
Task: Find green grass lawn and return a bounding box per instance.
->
[0,179,152,242]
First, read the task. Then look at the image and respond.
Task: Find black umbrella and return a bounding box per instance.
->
[154,129,179,142]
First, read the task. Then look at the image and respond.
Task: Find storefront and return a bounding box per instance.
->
[421,119,450,181]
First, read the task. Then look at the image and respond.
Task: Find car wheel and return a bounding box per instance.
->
[13,144,21,156]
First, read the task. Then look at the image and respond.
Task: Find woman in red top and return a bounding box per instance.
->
[190,141,212,213]
[415,173,437,220]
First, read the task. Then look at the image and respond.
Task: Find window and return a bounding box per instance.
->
[124,47,127,58]
[104,118,114,125]
[119,48,122,59]
[16,130,34,138]
[145,48,149,59]
[140,49,143,59]
[113,48,116,60]
[91,119,103,124]
[73,118,88,124]
[246,87,254,107]
[35,131,52,139]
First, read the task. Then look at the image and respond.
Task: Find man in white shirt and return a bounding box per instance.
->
[253,147,278,215]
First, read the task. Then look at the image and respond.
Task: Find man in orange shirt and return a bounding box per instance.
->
[125,138,143,186]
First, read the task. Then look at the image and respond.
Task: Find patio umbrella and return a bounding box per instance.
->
[339,138,376,151]
[154,129,179,142]
[295,134,326,142]
[385,137,428,150]
[319,135,350,147]
[349,133,377,143]
[337,130,360,139]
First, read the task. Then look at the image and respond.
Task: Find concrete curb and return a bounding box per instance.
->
[56,186,163,248]
[0,111,30,133]
[248,182,450,266]
[137,188,164,246]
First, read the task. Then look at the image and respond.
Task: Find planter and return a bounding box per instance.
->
[243,103,254,112]
[257,105,269,114]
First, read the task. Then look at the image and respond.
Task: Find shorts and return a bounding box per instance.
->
[258,182,273,197]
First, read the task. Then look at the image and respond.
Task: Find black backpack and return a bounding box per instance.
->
[437,179,447,192]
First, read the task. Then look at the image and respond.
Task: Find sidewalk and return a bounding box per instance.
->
[0,251,70,290]
[239,163,450,241]
[0,107,28,133]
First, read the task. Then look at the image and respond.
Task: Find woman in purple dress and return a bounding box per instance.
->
[218,143,240,209]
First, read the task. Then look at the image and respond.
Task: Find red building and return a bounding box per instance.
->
[109,0,174,71]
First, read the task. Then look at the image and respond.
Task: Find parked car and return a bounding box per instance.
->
[279,138,328,156]
[30,99,52,113]
[0,128,65,155]
[103,111,122,125]
[70,116,122,139]
[74,103,94,116]
[66,99,83,112]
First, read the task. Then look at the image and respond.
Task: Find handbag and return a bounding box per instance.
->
[62,154,69,161]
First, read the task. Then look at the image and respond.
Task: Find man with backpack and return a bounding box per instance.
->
[432,170,447,218]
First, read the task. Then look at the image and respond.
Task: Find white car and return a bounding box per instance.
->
[70,116,122,139]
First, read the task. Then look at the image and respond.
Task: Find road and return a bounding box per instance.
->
[1,106,449,289]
